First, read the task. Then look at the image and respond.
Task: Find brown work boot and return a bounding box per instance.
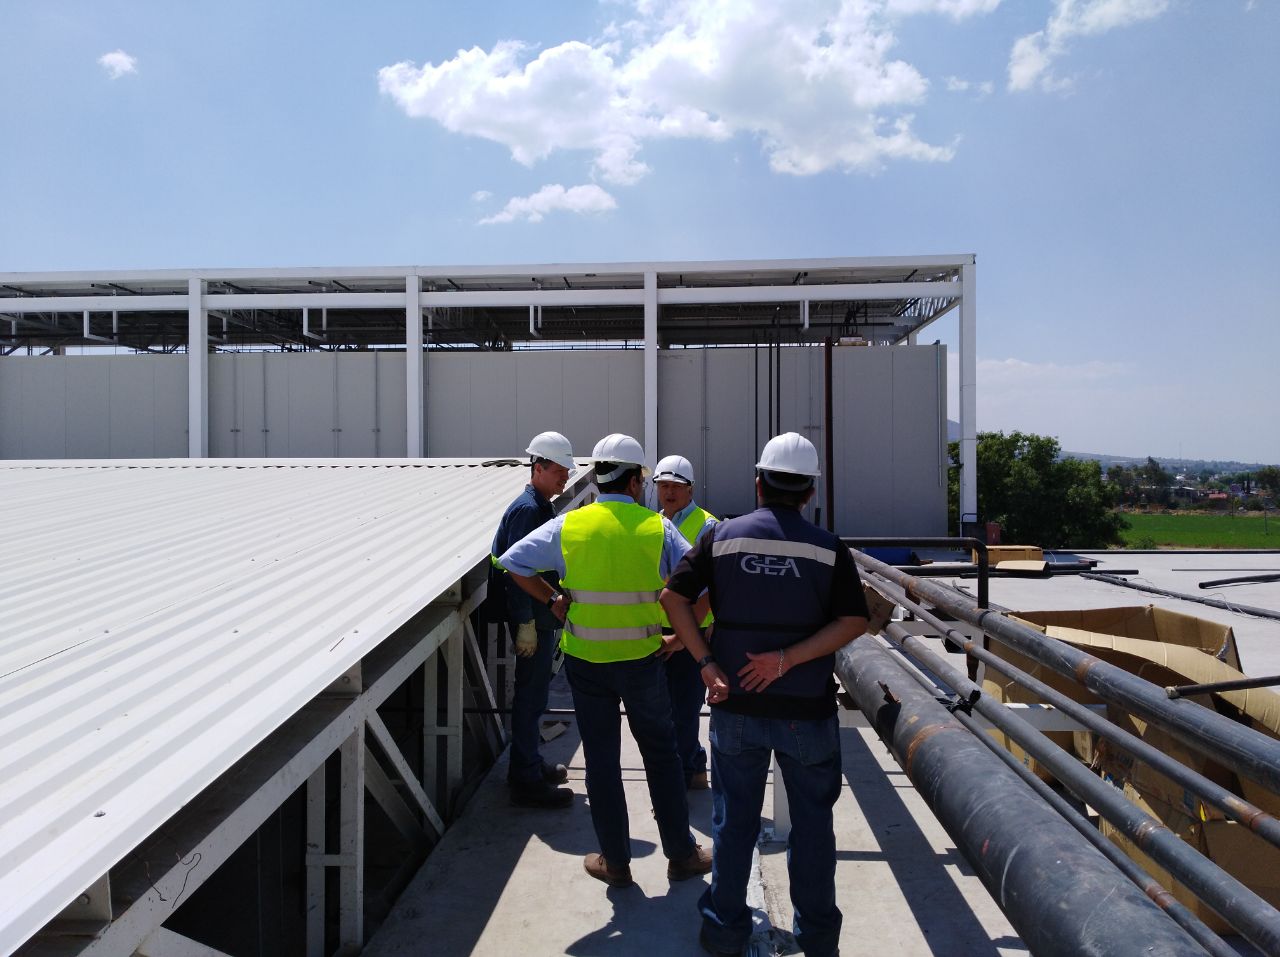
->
[667,843,713,881]
[584,853,633,887]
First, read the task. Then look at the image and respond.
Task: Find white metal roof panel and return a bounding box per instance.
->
[0,459,534,954]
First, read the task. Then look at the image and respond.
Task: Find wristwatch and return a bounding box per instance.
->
[697,654,716,669]
[546,593,562,609]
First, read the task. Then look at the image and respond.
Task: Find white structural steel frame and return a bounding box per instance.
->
[18,473,599,957]
[0,256,979,527]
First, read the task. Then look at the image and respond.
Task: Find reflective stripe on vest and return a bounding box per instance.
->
[711,537,837,566]
[559,500,666,663]
[660,503,717,630]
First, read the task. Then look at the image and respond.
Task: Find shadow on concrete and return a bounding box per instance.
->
[564,880,710,956]
[758,727,1022,957]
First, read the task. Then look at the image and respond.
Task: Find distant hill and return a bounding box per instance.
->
[943,422,1270,473]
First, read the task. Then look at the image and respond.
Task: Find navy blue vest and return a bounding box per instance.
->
[708,506,842,699]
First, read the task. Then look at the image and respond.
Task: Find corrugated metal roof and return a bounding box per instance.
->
[0,459,534,954]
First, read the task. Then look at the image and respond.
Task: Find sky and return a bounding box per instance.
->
[1,0,1277,464]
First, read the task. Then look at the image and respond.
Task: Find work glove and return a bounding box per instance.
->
[515,621,538,658]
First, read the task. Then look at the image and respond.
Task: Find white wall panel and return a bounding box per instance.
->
[65,359,111,459]
[337,352,379,457]
[283,353,337,456]
[377,352,407,457]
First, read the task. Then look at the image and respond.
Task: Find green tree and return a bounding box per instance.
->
[1107,464,1138,504]
[1252,465,1280,497]
[948,431,1127,547]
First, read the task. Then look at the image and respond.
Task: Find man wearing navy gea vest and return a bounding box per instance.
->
[500,433,713,888]
[661,433,869,957]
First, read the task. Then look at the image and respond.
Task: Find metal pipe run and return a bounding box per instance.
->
[852,550,1280,797]
[865,571,1280,851]
[846,537,989,608]
[880,637,1236,957]
[1167,675,1280,699]
[878,620,1280,954]
[835,637,1206,957]
[1082,572,1280,623]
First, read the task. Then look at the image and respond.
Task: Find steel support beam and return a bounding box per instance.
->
[405,276,423,457]
[643,270,658,474]
[958,261,977,532]
[187,279,207,457]
[337,729,365,950]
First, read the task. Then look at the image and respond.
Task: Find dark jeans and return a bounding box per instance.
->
[507,627,558,786]
[699,710,843,957]
[564,653,697,865]
[664,646,708,781]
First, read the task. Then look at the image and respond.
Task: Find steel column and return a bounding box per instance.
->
[643,270,658,473]
[958,260,977,533]
[337,728,365,950]
[187,278,208,457]
[405,276,423,457]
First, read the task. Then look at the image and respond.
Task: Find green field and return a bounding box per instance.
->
[1119,512,1280,549]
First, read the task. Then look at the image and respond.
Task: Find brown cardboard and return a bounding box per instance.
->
[975,545,1044,565]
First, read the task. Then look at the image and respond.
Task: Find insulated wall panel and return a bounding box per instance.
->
[336,353,379,457]
[65,359,111,458]
[377,352,407,457]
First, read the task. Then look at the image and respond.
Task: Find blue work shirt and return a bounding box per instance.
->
[665,500,718,544]
[499,493,692,582]
[490,483,560,629]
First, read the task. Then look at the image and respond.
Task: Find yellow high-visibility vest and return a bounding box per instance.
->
[657,505,716,629]
[559,500,666,663]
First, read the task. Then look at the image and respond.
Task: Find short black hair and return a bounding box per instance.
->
[530,456,553,474]
[598,465,642,494]
[758,470,813,509]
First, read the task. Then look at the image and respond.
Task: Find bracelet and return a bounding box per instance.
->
[546,593,562,609]
[777,649,785,678]
[697,654,716,669]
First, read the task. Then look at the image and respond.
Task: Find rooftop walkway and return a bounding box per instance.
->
[364,676,1022,957]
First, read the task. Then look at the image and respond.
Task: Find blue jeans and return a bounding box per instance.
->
[699,710,843,957]
[664,646,709,782]
[507,627,558,786]
[565,654,697,865]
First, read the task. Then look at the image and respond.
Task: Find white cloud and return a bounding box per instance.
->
[379,0,964,186]
[470,190,492,202]
[1008,0,1170,92]
[944,75,994,95]
[98,50,138,80]
[886,0,1004,18]
[479,183,618,224]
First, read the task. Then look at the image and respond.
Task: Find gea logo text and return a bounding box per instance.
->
[739,554,801,577]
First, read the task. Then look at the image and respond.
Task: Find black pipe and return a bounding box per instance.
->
[853,549,1280,799]
[877,621,1280,954]
[1199,573,1280,589]
[1082,572,1280,622]
[880,638,1236,957]
[845,537,988,609]
[835,636,1207,957]
[865,570,1280,852]
[1167,675,1280,699]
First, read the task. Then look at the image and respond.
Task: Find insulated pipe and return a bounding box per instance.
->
[835,637,1206,957]
[878,621,1280,954]
[882,638,1236,957]
[867,570,1280,851]
[853,549,1280,797]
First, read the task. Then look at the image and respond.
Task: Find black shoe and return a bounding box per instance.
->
[698,928,744,956]
[542,762,569,784]
[510,780,573,809]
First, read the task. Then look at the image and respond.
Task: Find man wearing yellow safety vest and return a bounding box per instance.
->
[653,454,716,790]
[490,431,577,810]
[499,433,713,888]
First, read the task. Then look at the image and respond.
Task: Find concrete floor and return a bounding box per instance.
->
[363,684,1022,957]
[364,551,1279,957]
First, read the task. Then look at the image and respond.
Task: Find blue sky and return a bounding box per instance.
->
[1,0,1276,463]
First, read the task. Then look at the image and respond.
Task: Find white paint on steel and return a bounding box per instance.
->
[0,459,530,955]
[188,278,207,458]
[405,276,423,458]
[643,270,658,474]
[959,261,977,530]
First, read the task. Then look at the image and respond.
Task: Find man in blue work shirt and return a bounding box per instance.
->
[500,433,712,889]
[661,433,869,957]
[491,431,576,809]
[653,454,716,790]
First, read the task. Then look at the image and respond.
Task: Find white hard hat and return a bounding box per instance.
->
[756,432,820,488]
[654,454,694,486]
[591,433,650,481]
[526,431,575,470]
